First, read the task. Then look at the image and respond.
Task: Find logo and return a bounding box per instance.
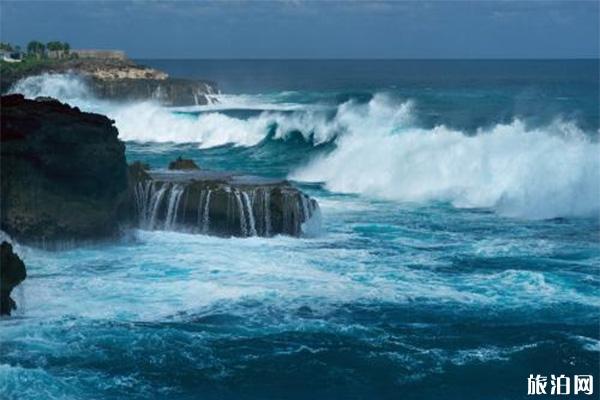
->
[527,374,594,396]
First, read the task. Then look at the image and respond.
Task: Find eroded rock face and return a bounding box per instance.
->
[130,167,320,237]
[1,58,218,106]
[0,241,27,316]
[86,77,216,106]
[0,94,129,244]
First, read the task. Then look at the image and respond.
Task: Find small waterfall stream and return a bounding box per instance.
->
[196,189,212,233]
[242,191,258,237]
[233,190,248,236]
[263,190,272,237]
[164,184,184,230]
[133,180,318,237]
[148,184,169,230]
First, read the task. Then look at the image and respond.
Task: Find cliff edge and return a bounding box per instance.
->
[1,57,217,106]
[0,94,129,244]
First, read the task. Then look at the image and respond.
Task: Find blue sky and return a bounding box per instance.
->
[1,0,598,58]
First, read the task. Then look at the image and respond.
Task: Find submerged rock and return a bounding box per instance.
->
[0,241,27,316]
[168,157,200,170]
[0,94,129,244]
[131,166,320,237]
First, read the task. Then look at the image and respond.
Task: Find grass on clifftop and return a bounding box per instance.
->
[0,58,63,93]
[0,57,61,74]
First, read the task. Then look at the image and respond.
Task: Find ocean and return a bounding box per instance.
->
[2,59,599,399]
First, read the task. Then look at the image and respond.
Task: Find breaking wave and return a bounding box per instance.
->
[9,73,339,147]
[9,73,104,110]
[9,73,600,219]
[292,113,599,219]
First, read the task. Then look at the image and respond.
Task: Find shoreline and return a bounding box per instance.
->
[0,56,218,106]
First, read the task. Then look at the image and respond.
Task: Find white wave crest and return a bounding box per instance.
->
[292,97,599,219]
[8,73,341,148]
[9,73,99,108]
[112,102,271,147]
[9,73,599,219]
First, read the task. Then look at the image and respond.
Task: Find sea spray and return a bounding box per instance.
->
[292,119,600,220]
[9,73,94,106]
[12,73,598,219]
[5,61,599,400]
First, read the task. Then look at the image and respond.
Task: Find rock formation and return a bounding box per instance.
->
[0,94,129,244]
[168,157,200,170]
[1,95,320,245]
[0,241,27,316]
[86,76,217,106]
[131,165,320,237]
[1,58,217,106]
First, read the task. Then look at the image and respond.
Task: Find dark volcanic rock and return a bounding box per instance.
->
[0,94,129,244]
[0,241,27,316]
[168,157,200,170]
[128,161,151,181]
[131,165,321,238]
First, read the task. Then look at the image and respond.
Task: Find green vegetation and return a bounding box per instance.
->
[0,57,61,92]
[0,40,73,60]
[46,41,70,54]
[1,56,58,70]
[0,40,78,93]
[27,40,46,58]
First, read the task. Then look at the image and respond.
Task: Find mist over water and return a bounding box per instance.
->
[4,60,599,399]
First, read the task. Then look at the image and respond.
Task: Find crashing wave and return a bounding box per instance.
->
[292,117,599,219]
[10,73,599,219]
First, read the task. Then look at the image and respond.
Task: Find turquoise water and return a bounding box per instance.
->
[2,60,599,399]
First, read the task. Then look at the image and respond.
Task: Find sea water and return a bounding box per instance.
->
[2,60,599,399]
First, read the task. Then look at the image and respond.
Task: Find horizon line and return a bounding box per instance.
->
[131,57,600,61]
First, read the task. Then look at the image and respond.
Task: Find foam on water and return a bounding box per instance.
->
[10,74,335,147]
[5,224,597,325]
[292,99,599,219]
[11,74,599,219]
[3,64,599,400]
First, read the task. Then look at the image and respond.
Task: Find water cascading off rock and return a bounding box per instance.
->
[131,168,320,238]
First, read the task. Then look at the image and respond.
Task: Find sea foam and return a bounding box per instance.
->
[291,96,600,219]
[10,73,599,219]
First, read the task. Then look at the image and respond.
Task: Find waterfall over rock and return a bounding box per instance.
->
[131,168,320,238]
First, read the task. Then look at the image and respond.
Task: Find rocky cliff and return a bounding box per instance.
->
[1,95,320,245]
[86,76,216,106]
[1,58,217,106]
[0,94,129,244]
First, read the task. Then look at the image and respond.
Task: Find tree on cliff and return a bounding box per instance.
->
[46,41,63,51]
[27,41,46,58]
[46,41,71,59]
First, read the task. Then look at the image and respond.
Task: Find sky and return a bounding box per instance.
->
[1,0,598,59]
